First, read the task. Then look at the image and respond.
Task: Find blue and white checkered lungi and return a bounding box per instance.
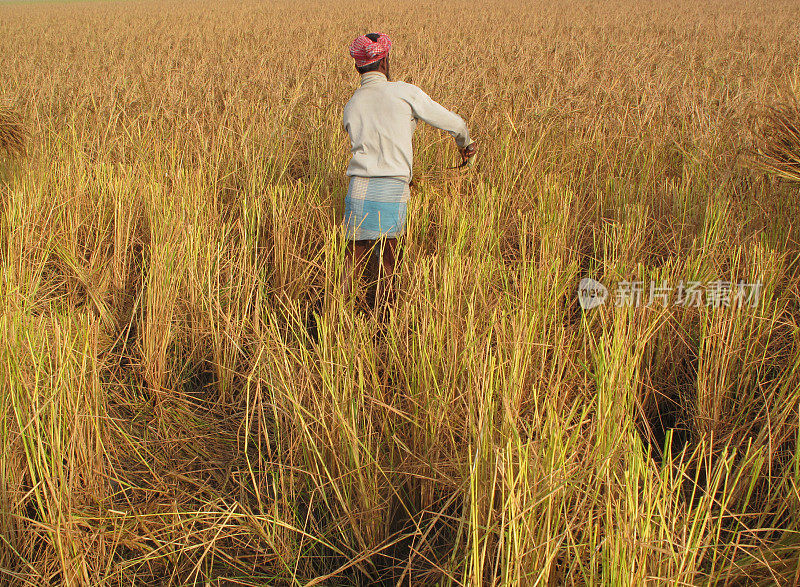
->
[343,176,410,240]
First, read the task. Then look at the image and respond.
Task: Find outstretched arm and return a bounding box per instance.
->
[406,85,473,149]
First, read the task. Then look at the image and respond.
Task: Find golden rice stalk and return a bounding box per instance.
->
[0,106,25,157]
[748,99,800,182]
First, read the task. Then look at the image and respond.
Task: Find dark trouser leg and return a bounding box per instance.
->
[342,239,371,296]
[376,237,400,309]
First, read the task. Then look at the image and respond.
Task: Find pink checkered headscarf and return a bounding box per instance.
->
[349,33,392,68]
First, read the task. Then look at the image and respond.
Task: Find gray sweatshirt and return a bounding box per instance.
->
[343,71,472,182]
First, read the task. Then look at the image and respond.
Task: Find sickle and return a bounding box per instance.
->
[447,158,471,170]
[448,152,477,170]
[414,154,476,183]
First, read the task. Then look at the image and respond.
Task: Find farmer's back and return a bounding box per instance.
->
[344,74,471,182]
[344,75,423,181]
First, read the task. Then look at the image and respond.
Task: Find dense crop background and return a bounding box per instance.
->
[1,0,799,584]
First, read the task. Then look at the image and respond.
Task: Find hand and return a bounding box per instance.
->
[459,141,477,161]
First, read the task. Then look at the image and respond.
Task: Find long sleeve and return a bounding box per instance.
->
[405,85,472,148]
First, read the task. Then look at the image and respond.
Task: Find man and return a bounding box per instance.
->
[341,32,477,302]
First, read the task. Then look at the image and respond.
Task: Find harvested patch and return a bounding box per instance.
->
[0,106,25,157]
[749,99,800,182]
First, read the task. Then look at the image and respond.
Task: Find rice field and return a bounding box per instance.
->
[1,0,800,584]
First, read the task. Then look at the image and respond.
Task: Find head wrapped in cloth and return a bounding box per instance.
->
[349,33,392,68]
